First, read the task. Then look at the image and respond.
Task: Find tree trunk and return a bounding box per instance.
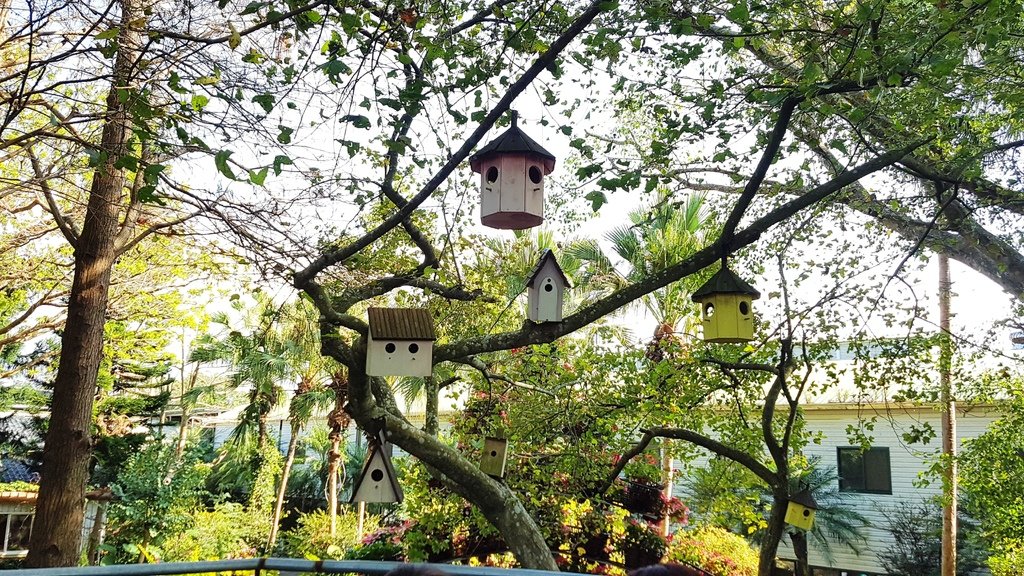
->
[939,254,957,576]
[424,376,439,436]
[175,404,191,458]
[758,492,789,576]
[268,420,301,550]
[791,530,809,576]
[326,427,342,536]
[661,440,673,537]
[25,0,138,566]
[85,501,107,566]
[346,371,557,570]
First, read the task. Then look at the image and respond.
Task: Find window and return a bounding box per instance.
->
[1,513,32,556]
[838,447,892,494]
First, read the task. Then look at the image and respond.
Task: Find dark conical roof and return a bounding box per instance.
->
[526,249,572,288]
[469,114,556,173]
[691,266,761,301]
[789,487,818,509]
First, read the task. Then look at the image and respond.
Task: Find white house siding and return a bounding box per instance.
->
[0,495,105,559]
[675,403,1001,576]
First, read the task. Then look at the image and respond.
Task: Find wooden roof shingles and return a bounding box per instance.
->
[367,307,436,341]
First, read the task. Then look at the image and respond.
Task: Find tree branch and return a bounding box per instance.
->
[293,0,610,288]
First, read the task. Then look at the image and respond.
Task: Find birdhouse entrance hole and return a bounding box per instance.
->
[704,303,715,318]
[739,301,750,315]
[385,343,396,353]
[371,469,384,481]
[486,167,498,182]
[409,343,419,353]
[529,166,542,184]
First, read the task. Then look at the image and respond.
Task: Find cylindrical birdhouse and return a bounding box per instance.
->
[469,111,556,230]
[691,263,761,343]
[784,487,818,531]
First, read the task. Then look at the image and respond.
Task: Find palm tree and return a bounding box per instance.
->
[568,192,714,534]
[787,462,870,576]
[567,192,712,344]
[266,300,337,549]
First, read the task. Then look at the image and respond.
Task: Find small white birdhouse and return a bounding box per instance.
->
[691,265,761,343]
[469,111,556,230]
[526,249,571,323]
[350,443,403,503]
[366,307,436,377]
[784,487,818,531]
[480,436,509,478]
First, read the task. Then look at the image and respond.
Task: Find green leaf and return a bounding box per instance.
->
[239,1,266,15]
[195,69,221,86]
[215,150,236,180]
[340,114,371,129]
[191,95,209,111]
[576,163,603,179]
[726,2,749,23]
[304,10,323,22]
[584,191,607,212]
[252,94,275,113]
[167,72,187,94]
[86,148,106,167]
[248,167,269,186]
[228,23,241,50]
[143,164,165,184]
[114,155,139,171]
[96,27,119,40]
[272,155,293,176]
[277,125,294,144]
[137,185,165,205]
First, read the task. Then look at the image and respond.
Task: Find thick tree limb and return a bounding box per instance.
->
[293,0,610,287]
[433,140,924,363]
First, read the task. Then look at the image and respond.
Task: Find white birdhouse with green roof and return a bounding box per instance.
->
[784,487,818,531]
[691,264,760,343]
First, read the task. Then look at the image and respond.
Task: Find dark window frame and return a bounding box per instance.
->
[837,446,892,494]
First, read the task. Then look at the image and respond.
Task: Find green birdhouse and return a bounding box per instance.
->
[480,436,509,478]
[691,264,760,343]
[784,487,818,531]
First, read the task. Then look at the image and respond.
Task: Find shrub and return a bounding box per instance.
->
[279,509,380,560]
[104,443,210,563]
[876,501,986,576]
[160,502,262,561]
[666,524,758,576]
[989,540,1024,576]
[621,519,667,569]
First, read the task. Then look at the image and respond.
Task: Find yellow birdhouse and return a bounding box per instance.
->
[480,437,509,478]
[784,488,818,531]
[691,264,760,343]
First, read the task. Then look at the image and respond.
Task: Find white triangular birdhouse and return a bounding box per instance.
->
[366,307,436,377]
[350,442,403,503]
[525,250,571,323]
[468,111,556,230]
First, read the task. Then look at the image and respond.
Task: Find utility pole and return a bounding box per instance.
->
[939,254,957,576]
